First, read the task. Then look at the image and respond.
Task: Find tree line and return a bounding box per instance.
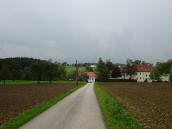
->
[0,57,66,85]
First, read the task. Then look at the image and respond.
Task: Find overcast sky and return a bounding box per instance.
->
[0,0,172,63]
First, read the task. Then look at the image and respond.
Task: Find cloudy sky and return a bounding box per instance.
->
[0,0,172,63]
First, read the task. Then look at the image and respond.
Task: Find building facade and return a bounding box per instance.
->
[87,72,96,83]
[119,64,153,82]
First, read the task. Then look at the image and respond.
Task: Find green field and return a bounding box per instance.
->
[0,80,83,85]
[66,66,86,74]
[65,66,87,74]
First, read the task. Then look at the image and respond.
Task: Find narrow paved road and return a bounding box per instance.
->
[19,83,107,129]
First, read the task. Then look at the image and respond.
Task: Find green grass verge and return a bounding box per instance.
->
[0,80,85,85]
[94,83,145,129]
[0,84,85,129]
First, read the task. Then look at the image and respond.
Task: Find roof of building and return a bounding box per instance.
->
[119,64,153,73]
[87,72,96,77]
[134,64,153,72]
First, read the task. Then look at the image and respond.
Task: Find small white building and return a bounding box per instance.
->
[87,72,96,83]
[90,64,96,68]
[160,75,170,82]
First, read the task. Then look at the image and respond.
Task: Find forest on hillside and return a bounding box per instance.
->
[0,57,66,84]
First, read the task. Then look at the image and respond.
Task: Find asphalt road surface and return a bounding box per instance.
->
[19,83,107,129]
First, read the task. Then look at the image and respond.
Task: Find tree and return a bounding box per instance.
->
[106,59,114,74]
[31,62,43,84]
[44,62,61,84]
[150,68,160,81]
[126,59,136,79]
[22,67,32,80]
[77,71,87,81]
[170,67,172,82]
[86,66,93,72]
[66,70,76,80]
[111,67,121,78]
[134,60,142,65]
[96,58,109,81]
[58,65,66,80]
[156,60,172,74]
[8,61,21,80]
[0,64,11,85]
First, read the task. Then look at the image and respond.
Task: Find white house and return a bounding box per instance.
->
[119,64,153,82]
[133,64,153,82]
[87,72,96,83]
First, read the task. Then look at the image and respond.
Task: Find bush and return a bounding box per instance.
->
[170,67,172,82]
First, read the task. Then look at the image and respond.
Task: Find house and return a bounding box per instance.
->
[119,64,153,82]
[87,72,96,83]
[133,64,153,82]
[90,64,96,68]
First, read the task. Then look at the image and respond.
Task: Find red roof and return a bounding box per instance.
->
[134,64,153,72]
[119,64,153,73]
[87,72,96,77]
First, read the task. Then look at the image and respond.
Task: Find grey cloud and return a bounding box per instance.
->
[0,0,172,63]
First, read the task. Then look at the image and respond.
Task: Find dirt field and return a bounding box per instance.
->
[100,82,172,129]
[0,83,75,125]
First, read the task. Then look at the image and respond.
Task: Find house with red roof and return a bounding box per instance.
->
[119,64,153,82]
[133,64,153,82]
[87,72,96,83]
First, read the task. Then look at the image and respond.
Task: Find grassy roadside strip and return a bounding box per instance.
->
[0,83,85,129]
[94,83,144,129]
[0,80,84,85]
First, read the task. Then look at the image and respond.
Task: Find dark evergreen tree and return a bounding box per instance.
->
[0,64,11,85]
[96,58,109,81]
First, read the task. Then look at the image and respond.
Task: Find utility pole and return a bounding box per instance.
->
[75,60,79,86]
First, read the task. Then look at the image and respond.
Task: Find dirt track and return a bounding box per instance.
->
[0,83,74,125]
[101,82,172,129]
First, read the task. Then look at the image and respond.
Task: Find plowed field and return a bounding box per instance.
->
[100,82,172,129]
[0,83,74,125]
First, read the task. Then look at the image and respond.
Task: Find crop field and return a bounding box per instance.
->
[0,83,76,125]
[99,82,172,129]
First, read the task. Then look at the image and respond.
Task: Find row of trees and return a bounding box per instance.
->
[0,57,66,85]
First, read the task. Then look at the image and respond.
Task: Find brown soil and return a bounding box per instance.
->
[100,82,172,129]
[0,83,74,125]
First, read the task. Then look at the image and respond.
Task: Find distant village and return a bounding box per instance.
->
[86,59,172,83]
